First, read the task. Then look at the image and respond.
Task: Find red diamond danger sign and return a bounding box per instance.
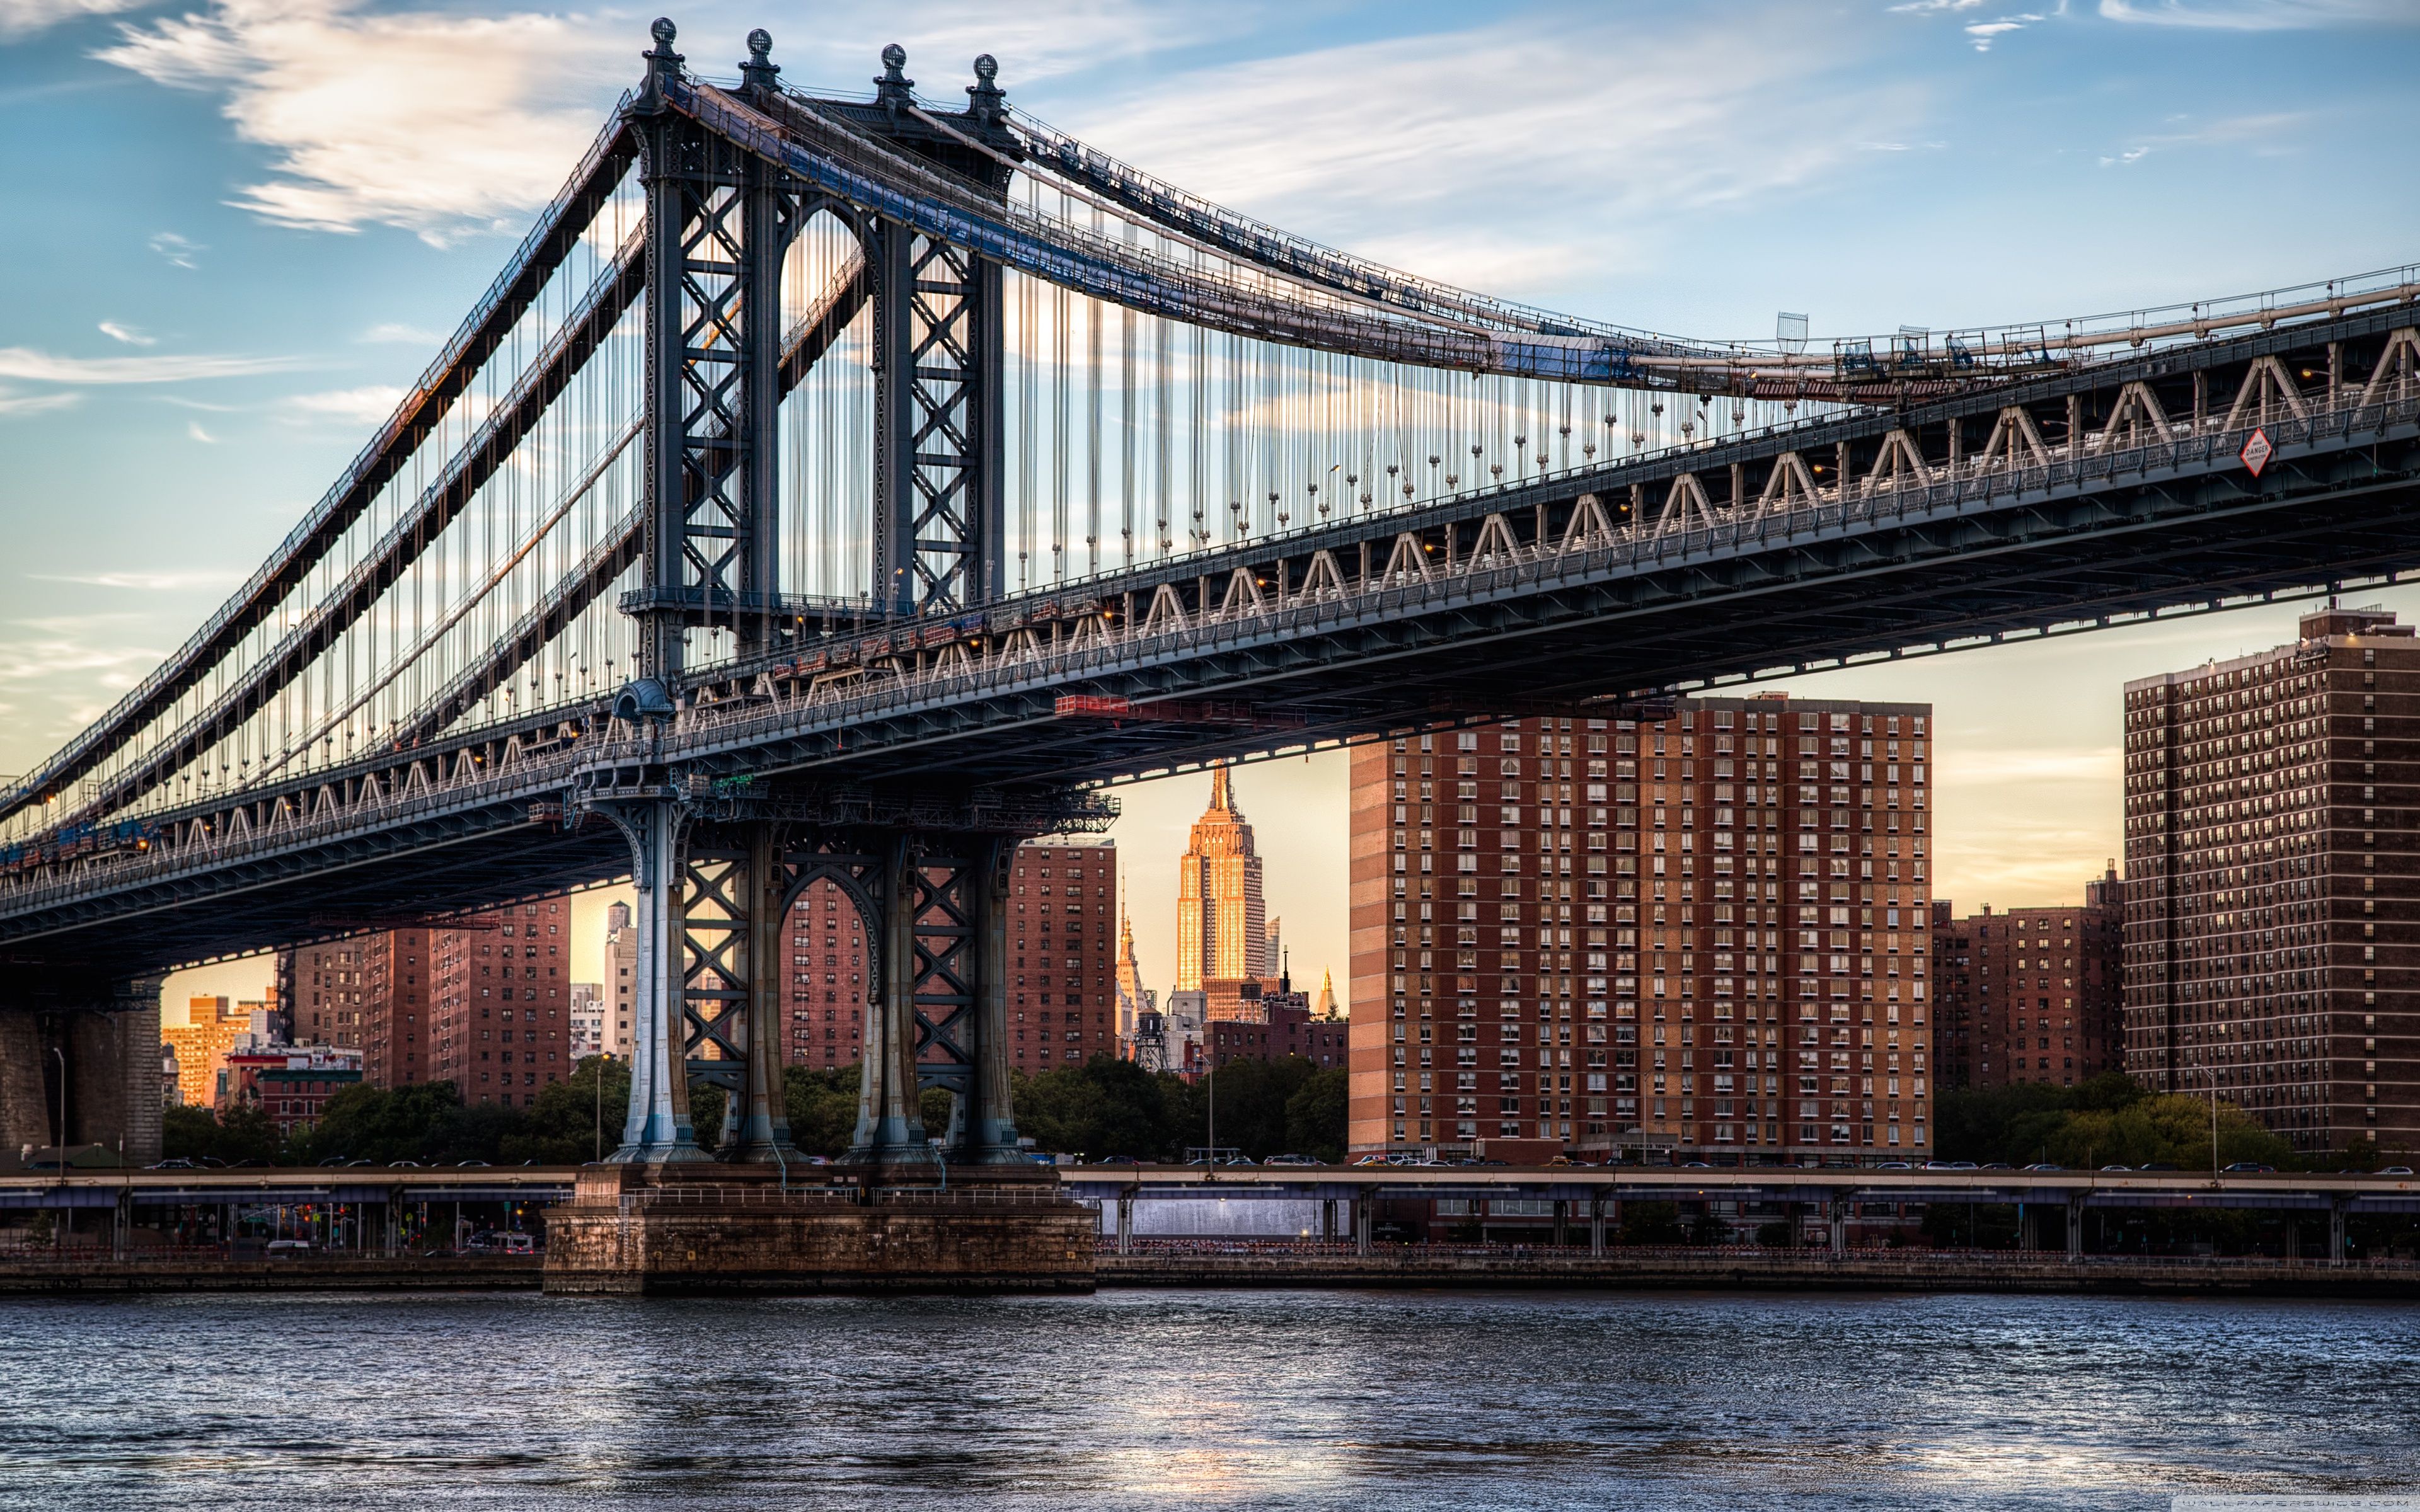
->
[2240,428,2274,478]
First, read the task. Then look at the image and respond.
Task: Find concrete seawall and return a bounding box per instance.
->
[1094,1247,2420,1298]
[4,1247,2414,1298]
[0,1254,539,1294]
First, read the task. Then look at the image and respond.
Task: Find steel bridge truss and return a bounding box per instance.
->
[585,773,1097,1164]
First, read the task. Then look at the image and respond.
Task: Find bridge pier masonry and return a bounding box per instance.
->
[0,980,163,1167]
[538,798,1099,1295]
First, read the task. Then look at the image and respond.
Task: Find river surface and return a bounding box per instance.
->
[4,1288,2417,1509]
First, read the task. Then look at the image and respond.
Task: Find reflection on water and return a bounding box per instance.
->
[3,1289,2416,1509]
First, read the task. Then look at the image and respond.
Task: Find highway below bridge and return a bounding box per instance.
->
[5,1164,2419,1294]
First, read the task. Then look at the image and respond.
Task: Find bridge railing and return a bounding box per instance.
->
[655,381,2420,762]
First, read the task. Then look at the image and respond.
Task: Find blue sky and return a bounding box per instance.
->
[1,0,2414,1009]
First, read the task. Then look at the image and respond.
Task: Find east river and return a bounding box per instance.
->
[4,1289,2416,1509]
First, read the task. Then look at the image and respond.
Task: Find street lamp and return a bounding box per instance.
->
[49,1046,66,1172]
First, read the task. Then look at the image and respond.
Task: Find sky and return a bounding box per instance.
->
[0,0,2415,1022]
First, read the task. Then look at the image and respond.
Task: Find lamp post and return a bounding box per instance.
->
[50,1045,67,1253]
[49,1046,66,1172]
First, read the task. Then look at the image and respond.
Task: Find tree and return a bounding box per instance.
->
[1014,1057,1182,1159]
[309,1082,466,1164]
[163,1102,285,1165]
[1283,1068,1349,1163]
[507,1057,631,1164]
[1185,1057,1323,1159]
[783,1064,861,1157]
[2048,1092,2295,1171]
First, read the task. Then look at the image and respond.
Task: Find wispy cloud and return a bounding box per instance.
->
[1062,10,1924,300]
[30,568,242,590]
[0,345,296,382]
[0,0,148,40]
[95,0,629,241]
[1966,12,2048,48]
[0,387,80,418]
[2098,110,2309,166]
[97,319,153,346]
[186,420,215,442]
[359,321,441,344]
[147,230,201,268]
[285,383,403,422]
[2099,0,2417,27]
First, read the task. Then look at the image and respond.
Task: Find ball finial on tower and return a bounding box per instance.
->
[643,17,683,76]
[967,52,1006,125]
[875,42,913,107]
[740,28,778,90]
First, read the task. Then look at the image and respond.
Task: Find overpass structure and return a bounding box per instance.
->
[0,23,2416,1172]
[7,1164,2416,1264]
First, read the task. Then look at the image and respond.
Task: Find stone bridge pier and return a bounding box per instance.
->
[0,980,163,1167]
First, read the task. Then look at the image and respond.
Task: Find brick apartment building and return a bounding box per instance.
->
[1199,980,1351,1072]
[1349,697,1937,1160]
[363,929,432,1087]
[428,898,573,1108]
[780,837,1121,1076]
[2124,605,2420,1152]
[1932,867,2125,1090]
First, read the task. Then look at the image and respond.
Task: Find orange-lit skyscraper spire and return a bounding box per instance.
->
[1175,763,1267,990]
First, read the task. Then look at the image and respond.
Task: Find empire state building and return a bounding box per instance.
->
[1175,764,1267,990]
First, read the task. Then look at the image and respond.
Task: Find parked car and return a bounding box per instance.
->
[2022,1163,2066,1172]
[1090,1155,1142,1167]
[388,1160,422,1169]
[1351,1154,1392,1167]
[2381,1166,2415,1176]
[1874,1162,1914,1171]
[1261,1154,1320,1166]
[2100,1164,2133,1172]
[2221,1162,2276,1173]
[147,1158,196,1170]
[2138,1162,2181,1172]
[265,1239,314,1258]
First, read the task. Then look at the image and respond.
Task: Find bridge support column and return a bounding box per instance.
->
[604,799,708,1164]
[1354,1187,1374,1256]
[847,833,938,1171]
[1589,1193,1607,1256]
[714,823,800,1165]
[1828,1197,1848,1254]
[71,978,164,1166]
[2330,1200,2349,1268]
[0,1010,47,1156]
[2019,1203,2042,1253]
[1115,1191,1134,1255]
[960,835,1023,1164]
[2066,1198,2085,1259]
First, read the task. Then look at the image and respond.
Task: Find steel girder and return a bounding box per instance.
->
[7,342,2420,986]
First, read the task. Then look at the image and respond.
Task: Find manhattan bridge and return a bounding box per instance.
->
[3,22,2416,1169]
